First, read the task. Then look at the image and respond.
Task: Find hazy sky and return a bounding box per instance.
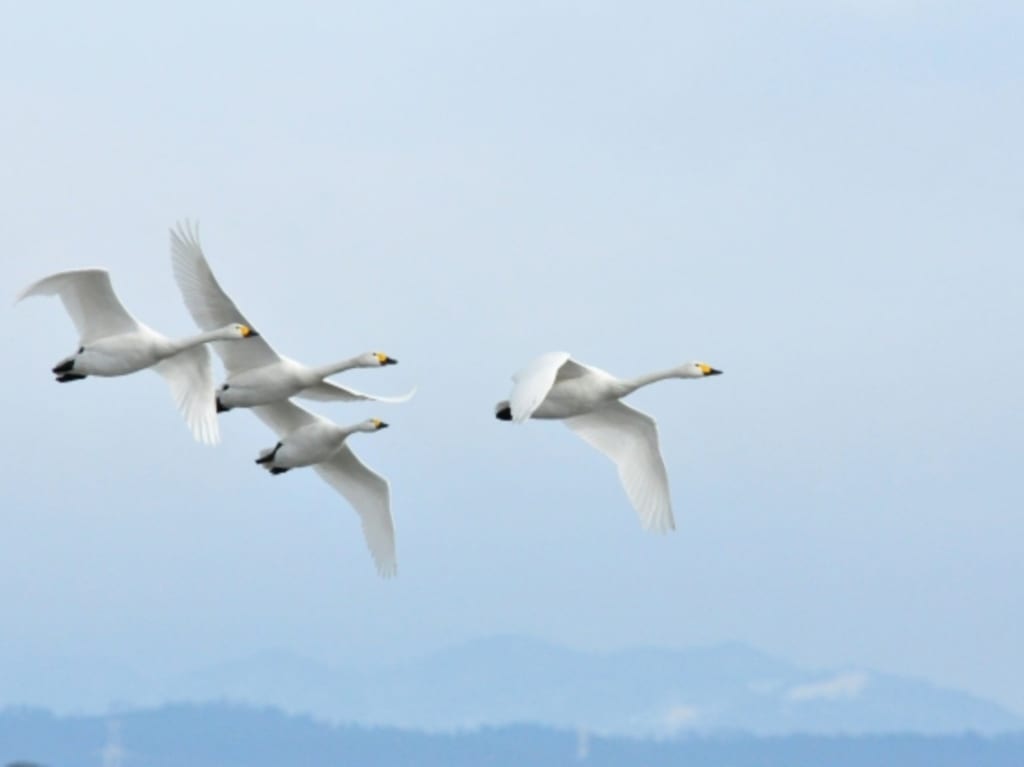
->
[2,2,1022,716]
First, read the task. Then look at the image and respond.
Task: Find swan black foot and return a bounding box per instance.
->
[56,374,86,383]
[216,398,230,413]
[52,359,76,374]
[495,405,512,421]
[269,467,290,475]
[255,442,283,465]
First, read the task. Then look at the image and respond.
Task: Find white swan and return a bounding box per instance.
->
[17,268,256,444]
[252,400,396,577]
[169,222,414,413]
[494,352,722,532]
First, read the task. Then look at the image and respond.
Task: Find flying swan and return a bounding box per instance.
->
[169,222,414,413]
[17,268,256,444]
[495,352,722,532]
[253,399,397,577]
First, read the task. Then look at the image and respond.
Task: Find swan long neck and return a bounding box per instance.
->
[309,356,367,381]
[167,328,231,354]
[334,421,374,441]
[615,366,690,397]
[333,422,362,441]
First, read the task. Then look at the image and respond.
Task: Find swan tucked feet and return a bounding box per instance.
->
[52,358,77,375]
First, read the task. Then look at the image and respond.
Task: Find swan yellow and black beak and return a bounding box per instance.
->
[699,363,723,376]
[375,352,398,366]
[241,325,260,338]
[371,418,389,430]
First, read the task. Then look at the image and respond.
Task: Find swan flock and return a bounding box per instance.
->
[18,223,723,576]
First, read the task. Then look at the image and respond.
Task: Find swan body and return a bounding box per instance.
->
[17,267,255,444]
[495,352,722,532]
[170,222,414,412]
[214,351,401,412]
[253,400,396,577]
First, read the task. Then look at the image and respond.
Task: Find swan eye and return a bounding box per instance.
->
[221,384,230,391]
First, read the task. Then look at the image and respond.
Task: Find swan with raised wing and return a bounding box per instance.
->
[170,222,413,413]
[495,352,722,532]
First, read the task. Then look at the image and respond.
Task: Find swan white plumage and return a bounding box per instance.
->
[17,268,256,444]
[169,222,414,412]
[252,400,396,577]
[494,352,722,532]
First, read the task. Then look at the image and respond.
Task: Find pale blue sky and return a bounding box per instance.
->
[2,2,1022,715]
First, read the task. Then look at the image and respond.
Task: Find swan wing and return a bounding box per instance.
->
[250,399,321,437]
[17,268,141,343]
[297,381,417,404]
[509,352,585,421]
[153,344,220,445]
[169,222,281,374]
[314,446,397,578]
[563,401,675,533]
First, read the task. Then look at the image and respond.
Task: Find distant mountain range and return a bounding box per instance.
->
[9,636,1012,736]
[159,636,1021,735]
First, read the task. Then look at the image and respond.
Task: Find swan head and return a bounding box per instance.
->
[683,361,722,379]
[358,351,397,367]
[346,418,389,435]
[220,323,258,340]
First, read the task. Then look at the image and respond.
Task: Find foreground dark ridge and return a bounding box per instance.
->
[2,704,1023,767]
